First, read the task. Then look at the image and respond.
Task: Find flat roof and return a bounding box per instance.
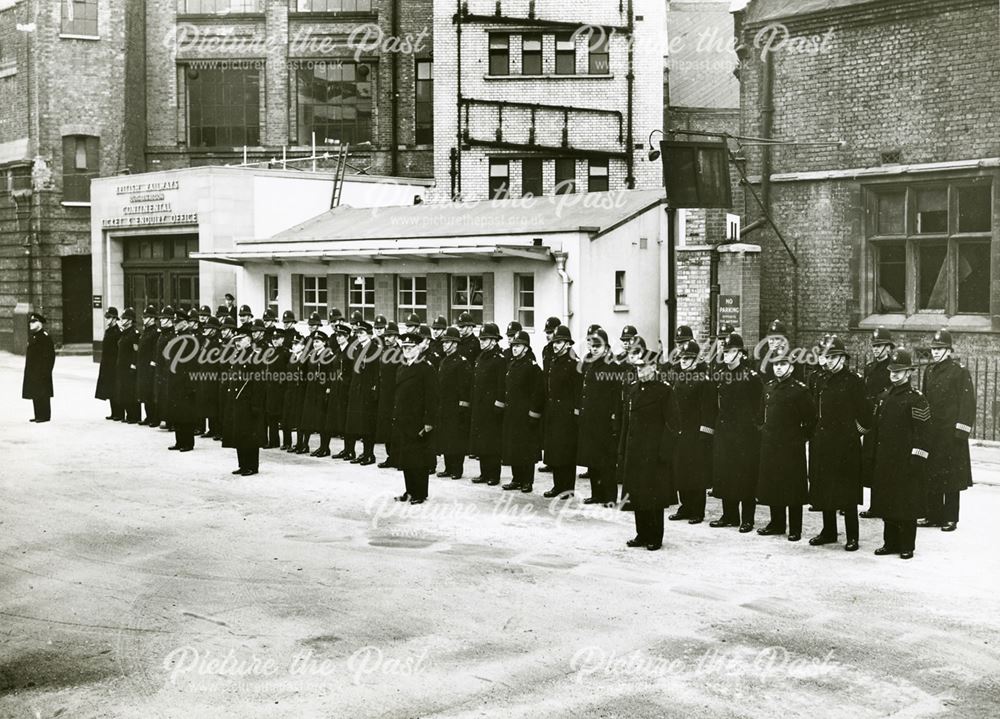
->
[91,164,435,187]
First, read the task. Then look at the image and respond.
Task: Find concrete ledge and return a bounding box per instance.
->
[715,243,761,253]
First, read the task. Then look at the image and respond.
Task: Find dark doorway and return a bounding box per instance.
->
[61,254,93,343]
[122,235,200,312]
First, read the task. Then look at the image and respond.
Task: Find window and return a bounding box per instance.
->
[62,0,98,36]
[415,60,433,145]
[522,34,542,75]
[614,271,626,305]
[489,34,510,76]
[302,275,328,320]
[181,0,261,13]
[555,33,575,75]
[868,180,993,317]
[349,275,375,321]
[296,61,373,145]
[265,275,279,315]
[489,159,510,199]
[397,276,427,321]
[62,135,98,203]
[522,158,542,197]
[294,0,372,11]
[516,274,535,329]
[555,158,576,195]
[588,31,609,74]
[187,67,260,147]
[588,158,609,192]
[452,275,484,324]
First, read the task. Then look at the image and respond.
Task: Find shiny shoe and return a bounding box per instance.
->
[844,539,859,552]
[874,545,897,556]
[520,485,533,493]
[626,538,645,548]
[435,471,451,478]
[539,465,553,473]
[332,449,350,459]
[471,477,490,484]
[349,455,365,464]
[486,480,500,486]
[310,448,329,457]
[358,455,376,466]
[394,493,411,502]
[859,510,875,519]
[232,468,244,475]
[179,447,193,453]
[294,447,310,455]
[668,512,689,521]
[709,518,737,528]
[899,551,914,560]
[582,497,601,505]
[941,522,957,532]
[738,523,755,533]
[409,497,426,505]
[168,445,181,451]
[809,534,838,546]
[916,519,941,528]
[377,460,395,469]
[240,469,258,476]
[645,544,662,551]
[450,474,463,480]
[687,517,704,525]
[543,489,561,498]
[757,525,785,536]
[501,482,521,491]
[341,452,357,462]
[787,533,801,542]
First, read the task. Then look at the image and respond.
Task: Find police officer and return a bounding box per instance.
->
[226,325,264,475]
[758,318,804,382]
[343,319,380,465]
[295,313,328,454]
[137,305,160,426]
[115,308,141,424]
[662,325,695,383]
[197,305,212,326]
[541,317,561,372]
[456,311,480,363]
[238,304,253,329]
[216,315,238,443]
[920,329,976,532]
[154,306,176,431]
[860,327,895,518]
[756,349,816,542]
[503,321,522,363]
[264,326,289,449]
[710,334,763,532]
[869,348,930,559]
[196,315,222,438]
[166,310,198,452]
[469,323,506,486]
[577,327,622,506]
[222,293,237,322]
[23,312,55,423]
[542,325,582,498]
[808,336,871,551]
[320,321,352,458]
[669,340,715,524]
[427,316,448,368]
[402,312,421,337]
[262,308,278,332]
[376,322,403,468]
[617,325,638,364]
[281,331,307,452]
[618,337,675,551]
[392,331,438,505]
[435,326,473,479]
[502,331,544,493]
[96,306,123,420]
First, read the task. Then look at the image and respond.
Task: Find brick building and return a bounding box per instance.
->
[431,0,667,201]
[0,0,435,352]
[735,0,1000,355]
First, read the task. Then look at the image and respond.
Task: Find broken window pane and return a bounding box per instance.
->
[876,192,905,235]
[957,242,990,313]
[918,243,947,310]
[916,188,947,234]
[876,242,905,312]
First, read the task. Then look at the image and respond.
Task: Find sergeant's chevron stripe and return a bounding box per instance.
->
[912,406,931,422]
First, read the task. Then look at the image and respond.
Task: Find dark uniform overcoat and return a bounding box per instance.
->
[501,354,545,466]
[756,376,816,507]
[95,323,121,401]
[468,346,506,457]
[869,383,931,520]
[617,378,675,510]
[711,361,763,501]
[392,358,438,469]
[576,354,622,470]
[542,350,582,467]
[922,358,975,493]
[436,351,472,456]
[808,368,870,510]
[670,364,716,492]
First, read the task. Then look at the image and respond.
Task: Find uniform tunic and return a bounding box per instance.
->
[501,354,545,466]
[861,357,891,487]
[375,343,402,443]
[392,358,438,469]
[265,345,290,420]
[808,369,870,510]
[154,329,176,419]
[468,346,506,457]
[869,383,931,520]
[115,326,140,409]
[322,347,349,436]
[165,332,199,426]
[711,361,763,501]
[344,339,380,437]
[95,323,121,401]
[670,364,716,492]
[22,330,55,400]
[458,334,480,365]
[617,378,675,510]
[543,350,582,467]
[576,354,622,470]
[756,376,816,506]
[436,351,472,456]
[226,359,265,450]
[298,338,330,433]
[195,336,221,422]
[922,358,975,493]
[281,351,306,431]
[136,325,159,404]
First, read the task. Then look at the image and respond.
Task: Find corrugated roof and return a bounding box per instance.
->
[667,3,740,109]
[743,0,883,24]
[261,190,666,244]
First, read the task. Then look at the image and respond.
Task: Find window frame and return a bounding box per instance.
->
[521,158,543,198]
[451,274,484,325]
[294,60,374,147]
[348,275,376,321]
[61,0,99,37]
[555,32,576,75]
[291,0,372,12]
[587,31,609,75]
[301,275,329,320]
[866,178,993,319]
[489,33,510,76]
[588,158,609,192]
[554,158,576,195]
[62,135,99,203]
[186,65,262,148]
[521,33,542,75]
[614,270,626,306]
[180,0,262,14]
[414,59,433,145]
[489,159,510,199]
[515,273,535,330]
[397,275,427,322]
[264,274,280,316]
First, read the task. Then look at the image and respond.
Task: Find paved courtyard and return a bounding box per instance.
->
[1,353,999,718]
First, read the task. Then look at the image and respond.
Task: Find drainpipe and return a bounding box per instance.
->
[553,251,571,328]
[390,0,400,175]
[624,0,635,188]
[454,0,463,199]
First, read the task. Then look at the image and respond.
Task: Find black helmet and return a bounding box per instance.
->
[767,319,788,338]
[384,321,400,337]
[930,328,952,349]
[627,336,652,364]
[238,304,253,317]
[457,311,476,327]
[824,335,848,357]
[679,340,700,358]
[104,307,119,319]
[510,330,532,347]
[442,326,461,341]
[506,321,522,337]
[479,323,502,340]
[544,317,561,333]
[723,333,745,351]
[221,316,237,330]
[871,326,895,347]
[282,310,296,323]
[373,314,388,329]
[350,310,364,325]
[432,315,448,330]
[417,324,432,340]
[205,316,221,329]
[199,305,212,316]
[404,313,421,326]
[307,312,323,327]
[329,307,344,322]
[215,305,228,318]
[263,308,277,321]
[887,348,915,371]
[587,327,610,346]
[549,325,574,344]
[675,325,694,342]
[121,307,136,321]
[620,325,638,341]
[159,305,175,320]
[143,304,158,317]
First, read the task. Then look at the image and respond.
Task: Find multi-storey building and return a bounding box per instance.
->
[431,0,667,201]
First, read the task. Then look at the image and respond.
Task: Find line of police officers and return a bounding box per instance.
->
[94,304,976,556]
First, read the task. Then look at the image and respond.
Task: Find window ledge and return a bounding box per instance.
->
[0,63,16,79]
[484,73,614,80]
[61,201,92,208]
[59,34,100,41]
[859,314,994,333]
[174,14,265,21]
[613,304,629,312]
[288,12,378,21]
